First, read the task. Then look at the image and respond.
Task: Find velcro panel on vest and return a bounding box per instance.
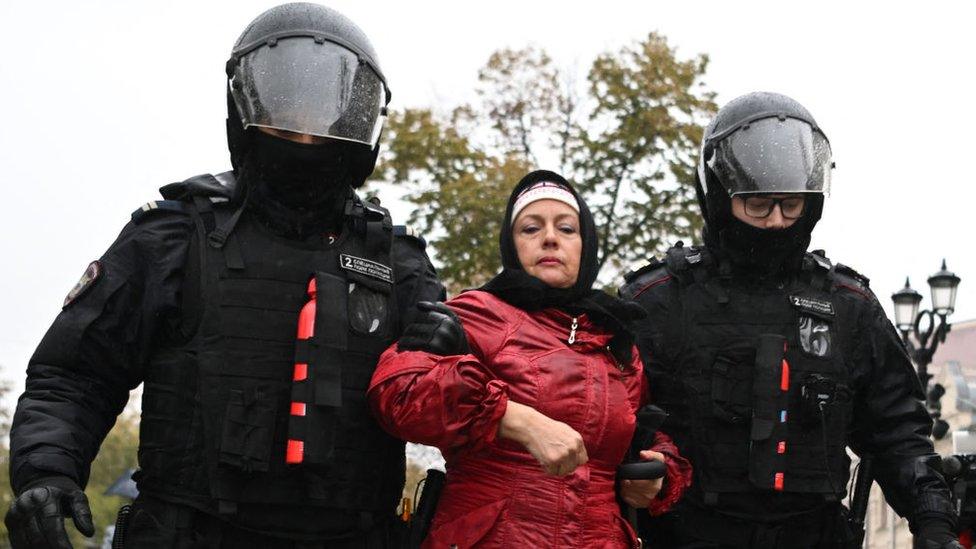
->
[749,334,790,490]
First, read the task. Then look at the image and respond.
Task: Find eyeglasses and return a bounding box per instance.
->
[742,196,806,219]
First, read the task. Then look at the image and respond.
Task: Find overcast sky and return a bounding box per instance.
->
[2,1,974,388]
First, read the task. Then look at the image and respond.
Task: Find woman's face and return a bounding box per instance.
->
[513,199,582,289]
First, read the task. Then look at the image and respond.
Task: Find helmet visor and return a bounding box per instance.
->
[708,116,832,195]
[230,38,386,147]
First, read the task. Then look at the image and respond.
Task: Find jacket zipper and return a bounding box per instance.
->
[568,316,579,344]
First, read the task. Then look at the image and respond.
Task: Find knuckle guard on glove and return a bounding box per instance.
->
[6,480,94,548]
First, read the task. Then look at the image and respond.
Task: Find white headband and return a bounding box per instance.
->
[511,182,580,225]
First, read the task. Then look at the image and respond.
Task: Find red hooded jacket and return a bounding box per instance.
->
[369,290,691,548]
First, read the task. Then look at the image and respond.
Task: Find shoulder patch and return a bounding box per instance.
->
[131,200,187,224]
[393,225,426,248]
[63,260,102,308]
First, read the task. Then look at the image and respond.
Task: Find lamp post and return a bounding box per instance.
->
[891,260,961,440]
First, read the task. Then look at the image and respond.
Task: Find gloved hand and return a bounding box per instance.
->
[913,517,963,549]
[397,301,469,356]
[5,476,95,549]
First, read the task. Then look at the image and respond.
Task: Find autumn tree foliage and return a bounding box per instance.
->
[377,33,717,293]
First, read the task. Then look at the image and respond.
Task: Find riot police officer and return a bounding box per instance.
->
[5,3,444,547]
[620,92,960,548]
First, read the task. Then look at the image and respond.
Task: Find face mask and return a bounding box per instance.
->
[247,130,355,209]
[721,218,810,274]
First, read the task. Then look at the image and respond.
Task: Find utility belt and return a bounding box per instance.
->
[115,494,405,548]
[661,500,858,549]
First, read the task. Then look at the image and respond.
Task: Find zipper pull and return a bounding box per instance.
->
[568,316,579,345]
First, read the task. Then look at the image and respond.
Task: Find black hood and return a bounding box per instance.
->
[500,170,599,297]
[481,170,645,354]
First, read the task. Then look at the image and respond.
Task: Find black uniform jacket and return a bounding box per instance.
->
[9,190,444,494]
[620,247,954,528]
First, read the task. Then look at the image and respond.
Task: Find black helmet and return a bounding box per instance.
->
[225,3,390,172]
[696,92,834,270]
[698,91,832,199]
[697,92,833,230]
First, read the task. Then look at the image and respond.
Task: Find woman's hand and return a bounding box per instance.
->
[619,450,665,508]
[498,401,588,476]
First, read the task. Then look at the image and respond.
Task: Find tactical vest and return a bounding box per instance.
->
[135,173,404,529]
[626,247,860,502]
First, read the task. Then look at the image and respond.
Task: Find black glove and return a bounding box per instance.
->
[913,517,963,549]
[5,476,95,548]
[397,301,470,356]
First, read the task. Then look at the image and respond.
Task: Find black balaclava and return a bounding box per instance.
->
[481,170,645,359]
[699,168,824,277]
[239,131,352,240]
[226,95,380,241]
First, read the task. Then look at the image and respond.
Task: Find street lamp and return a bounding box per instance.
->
[929,259,961,316]
[891,260,962,440]
[892,278,922,332]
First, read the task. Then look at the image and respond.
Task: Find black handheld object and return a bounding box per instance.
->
[617,461,667,480]
[628,405,667,462]
[847,457,873,548]
[618,405,669,540]
[408,469,447,549]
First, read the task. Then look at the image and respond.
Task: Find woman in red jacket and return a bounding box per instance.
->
[368,170,691,548]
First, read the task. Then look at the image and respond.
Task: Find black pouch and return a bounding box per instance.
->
[218,386,276,473]
[748,334,790,490]
[710,344,755,424]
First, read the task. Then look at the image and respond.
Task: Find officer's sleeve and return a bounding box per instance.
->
[848,298,955,528]
[368,291,511,459]
[391,234,446,331]
[619,271,680,410]
[9,212,193,493]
